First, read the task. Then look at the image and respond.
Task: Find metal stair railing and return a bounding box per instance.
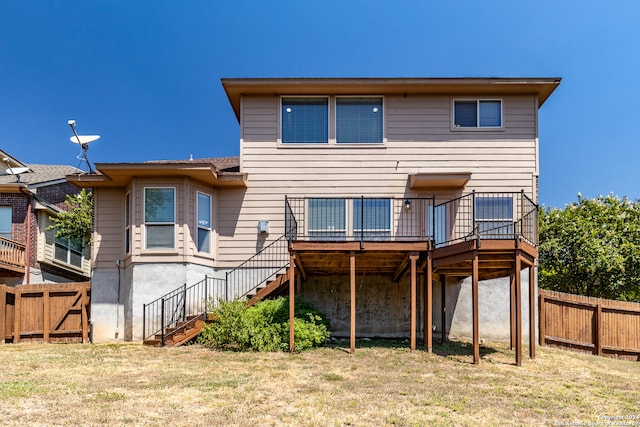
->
[142,275,225,343]
[225,233,291,301]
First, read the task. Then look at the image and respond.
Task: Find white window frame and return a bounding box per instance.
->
[352,198,392,239]
[475,195,514,238]
[143,187,176,250]
[196,191,212,254]
[452,99,503,130]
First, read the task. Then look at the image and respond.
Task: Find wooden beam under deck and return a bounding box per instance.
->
[286,238,537,365]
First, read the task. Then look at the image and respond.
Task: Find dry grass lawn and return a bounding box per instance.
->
[0,340,638,426]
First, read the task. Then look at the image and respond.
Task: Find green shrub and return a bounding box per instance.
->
[197,296,331,352]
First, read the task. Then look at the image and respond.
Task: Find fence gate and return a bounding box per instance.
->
[0,282,91,344]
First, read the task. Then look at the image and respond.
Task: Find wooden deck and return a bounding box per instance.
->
[0,237,26,274]
[287,238,537,366]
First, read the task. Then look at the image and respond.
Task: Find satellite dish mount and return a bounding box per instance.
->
[68,119,100,173]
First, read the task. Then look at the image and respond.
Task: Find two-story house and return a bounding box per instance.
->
[68,77,560,364]
[0,150,91,285]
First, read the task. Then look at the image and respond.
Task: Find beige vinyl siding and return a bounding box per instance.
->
[93,178,218,268]
[93,187,125,269]
[217,93,539,266]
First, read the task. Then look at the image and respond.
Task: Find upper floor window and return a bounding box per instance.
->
[0,207,11,239]
[453,100,502,128]
[144,187,175,249]
[197,192,211,253]
[336,97,383,144]
[55,234,83,268]
[282,97,328,144]
[281,96,384,145]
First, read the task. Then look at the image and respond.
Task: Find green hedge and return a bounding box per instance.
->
[197,297,331,352]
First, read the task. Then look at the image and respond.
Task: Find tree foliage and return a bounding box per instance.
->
[47,189,93,245]
[539,194,640,302]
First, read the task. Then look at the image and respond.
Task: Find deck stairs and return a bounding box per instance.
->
[143,235,290,347]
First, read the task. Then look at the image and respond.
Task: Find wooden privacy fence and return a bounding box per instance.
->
[1,282,91,344]
[539,289,640,360]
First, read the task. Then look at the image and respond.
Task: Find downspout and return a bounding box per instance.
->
[25,199,31,284]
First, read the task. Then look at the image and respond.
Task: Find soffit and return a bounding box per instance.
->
[222,77,561,120]
[66,163,247,188]
[408,172,472,190]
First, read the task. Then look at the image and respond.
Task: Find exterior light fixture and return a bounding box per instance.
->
[404,199,412,211]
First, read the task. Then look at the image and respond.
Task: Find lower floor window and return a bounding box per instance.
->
[308,198,391,240]
[54,235,83,268]
[475,196,514,237]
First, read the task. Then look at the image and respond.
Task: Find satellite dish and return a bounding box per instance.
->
[70,135,100,145]
[67,119,99,174]
[6,167,29,175]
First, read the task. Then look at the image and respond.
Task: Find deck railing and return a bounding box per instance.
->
[0,237,26,272]
[285,196,436,242]
[285,192,538,247]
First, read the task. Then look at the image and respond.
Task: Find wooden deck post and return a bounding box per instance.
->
[0,285,6,344]
[350,251,356,354]
[510,273,516,350]
[410,252,418,352]
[515,252,522,366]
[424,252,433,352]
[472,250,480,365]
[289,254,295,353]
[528,265,535,359]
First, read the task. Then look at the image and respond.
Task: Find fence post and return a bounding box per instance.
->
[595,304,602,356]
[538,292,545,346]
[225,271,229,302]
[0,285,5,344]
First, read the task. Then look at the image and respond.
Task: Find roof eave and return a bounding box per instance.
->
[221,77,562,120]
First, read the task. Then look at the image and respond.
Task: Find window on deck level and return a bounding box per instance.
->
[144,188,175,249]
[308,198,346,239]
[353,198,391,239]
[454,100,502,128]
[475,195,513,238]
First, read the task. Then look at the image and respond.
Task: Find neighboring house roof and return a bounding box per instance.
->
[0,164,82,187]
[67,156,245,188]
[221,77,562,121]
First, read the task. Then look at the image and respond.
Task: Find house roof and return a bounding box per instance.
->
[221,77,561,121]
[0,163,82,187]
[67,156,246,188]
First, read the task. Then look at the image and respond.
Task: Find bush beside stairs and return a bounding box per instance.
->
[143,272,291,347]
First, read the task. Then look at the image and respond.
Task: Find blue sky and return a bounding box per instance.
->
[1,1,638,208]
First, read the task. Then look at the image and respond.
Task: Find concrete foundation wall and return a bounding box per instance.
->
[301,270,537,343]
[90,263,223,342]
